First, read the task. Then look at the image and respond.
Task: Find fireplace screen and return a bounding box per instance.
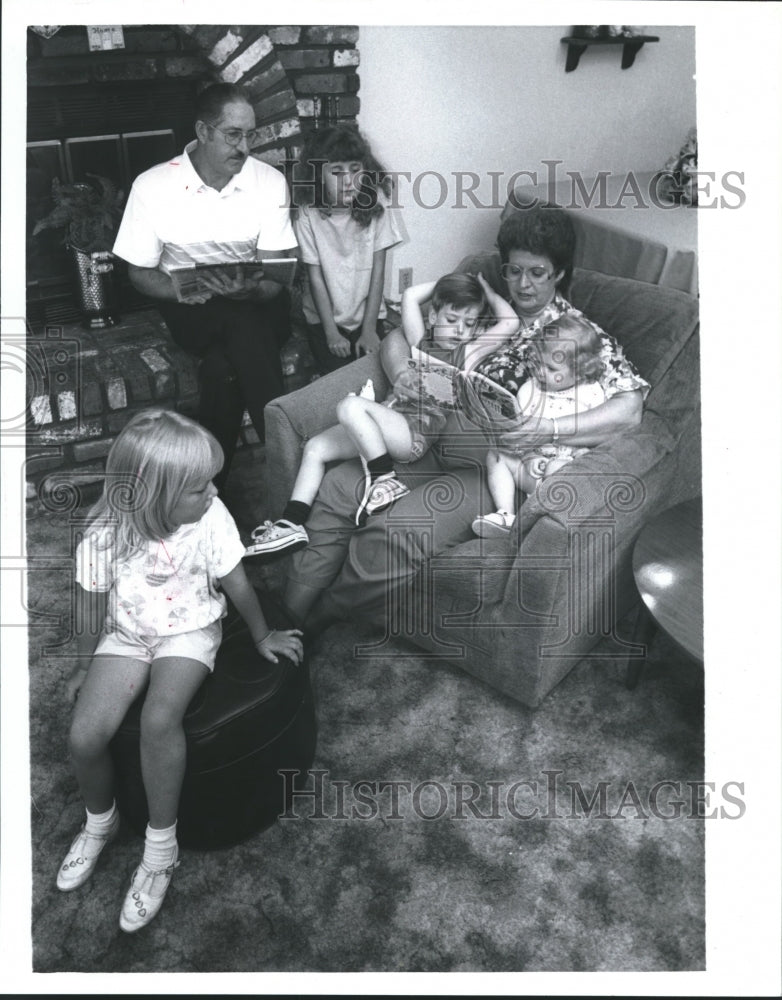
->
[27,129,176,288]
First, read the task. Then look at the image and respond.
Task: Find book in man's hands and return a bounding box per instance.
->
[407,345,520,428]
[167,258,298,302]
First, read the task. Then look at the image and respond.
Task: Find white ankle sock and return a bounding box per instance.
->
[142,821,178,870]
[85,801,118,835]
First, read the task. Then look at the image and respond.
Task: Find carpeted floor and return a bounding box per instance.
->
[26,444,705,973]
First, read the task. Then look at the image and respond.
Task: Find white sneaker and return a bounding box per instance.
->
[347,379,375,401]
[356,473,410,524]
[119,853,180,934]
[56,815,120,892]
[245,520,309,557]
[471,510,516,538]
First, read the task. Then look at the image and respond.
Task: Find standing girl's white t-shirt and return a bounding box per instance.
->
[295,196,404,330]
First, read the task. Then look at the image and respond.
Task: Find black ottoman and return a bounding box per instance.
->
[110,590,316,850]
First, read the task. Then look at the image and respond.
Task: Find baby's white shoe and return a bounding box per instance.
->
[471,510,516,538]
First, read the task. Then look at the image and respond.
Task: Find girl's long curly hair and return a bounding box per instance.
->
[292,124,392,228]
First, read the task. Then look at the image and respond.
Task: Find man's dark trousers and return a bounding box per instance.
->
[159,292,290,489]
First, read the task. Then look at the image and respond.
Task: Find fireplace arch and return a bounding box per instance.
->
[27,24,360,298]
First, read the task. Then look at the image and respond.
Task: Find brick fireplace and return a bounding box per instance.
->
[27,23,361,319]
[26,23,361,501]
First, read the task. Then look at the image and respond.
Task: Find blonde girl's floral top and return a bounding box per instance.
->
[474,291,649,399]
[75,497,246,639]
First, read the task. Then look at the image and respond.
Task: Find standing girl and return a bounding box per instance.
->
[59,409,302,932]
[293,123,405,374]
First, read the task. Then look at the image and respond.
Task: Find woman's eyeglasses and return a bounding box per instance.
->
[206,124,260,147]
[500,263,554,283]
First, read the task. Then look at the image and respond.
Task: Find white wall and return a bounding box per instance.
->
[357,25,696,295]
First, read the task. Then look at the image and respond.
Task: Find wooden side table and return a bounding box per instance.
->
[626,497,703,689]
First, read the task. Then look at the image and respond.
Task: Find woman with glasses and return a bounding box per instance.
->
[280,204,648,633]
[465,207,647,454]
[113,83,298,494]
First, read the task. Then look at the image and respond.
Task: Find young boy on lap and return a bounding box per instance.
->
[246,272,519,556]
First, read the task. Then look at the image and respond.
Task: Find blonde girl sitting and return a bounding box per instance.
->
[59,408,302,933]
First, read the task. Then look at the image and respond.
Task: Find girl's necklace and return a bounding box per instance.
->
[154,539,177,574]
[146,539,179,587]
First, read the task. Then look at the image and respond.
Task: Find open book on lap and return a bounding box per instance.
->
[166,258,298,302]
[408,345,520,425]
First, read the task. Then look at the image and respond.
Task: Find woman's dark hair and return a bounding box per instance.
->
[293,124,392,228]
[496,204,577,294]
[194,83,252,126]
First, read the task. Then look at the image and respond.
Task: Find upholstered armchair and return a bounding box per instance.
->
[264,258,700,706]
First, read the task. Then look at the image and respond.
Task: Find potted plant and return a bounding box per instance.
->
[33,173,125,328]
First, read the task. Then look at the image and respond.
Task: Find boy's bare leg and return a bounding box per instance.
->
[289,425,358,507]
[335,396,413,463]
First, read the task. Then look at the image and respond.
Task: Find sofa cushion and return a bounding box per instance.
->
[569,268,699,387]
[269,353,388,442]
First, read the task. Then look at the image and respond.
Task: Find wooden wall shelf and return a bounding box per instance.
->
[561,35,660,72]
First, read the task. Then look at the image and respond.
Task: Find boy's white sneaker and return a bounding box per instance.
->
[245,520,309,557]
[356,473,410,524]
[347,379,376,401]
[119,853,180,934]
[471,510,516,538]
[56,815,120,891]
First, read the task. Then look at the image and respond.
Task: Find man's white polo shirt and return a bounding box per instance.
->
[113,141,296,273]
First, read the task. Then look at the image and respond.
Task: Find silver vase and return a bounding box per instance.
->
[70,245,118,328]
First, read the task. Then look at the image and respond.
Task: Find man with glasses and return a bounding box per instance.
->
[113,83,297,491]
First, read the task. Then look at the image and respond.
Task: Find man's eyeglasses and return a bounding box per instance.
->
[206,124,260,147]
[500,263,554,284]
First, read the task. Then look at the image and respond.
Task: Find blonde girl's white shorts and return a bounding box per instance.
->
[94,619,223,671]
